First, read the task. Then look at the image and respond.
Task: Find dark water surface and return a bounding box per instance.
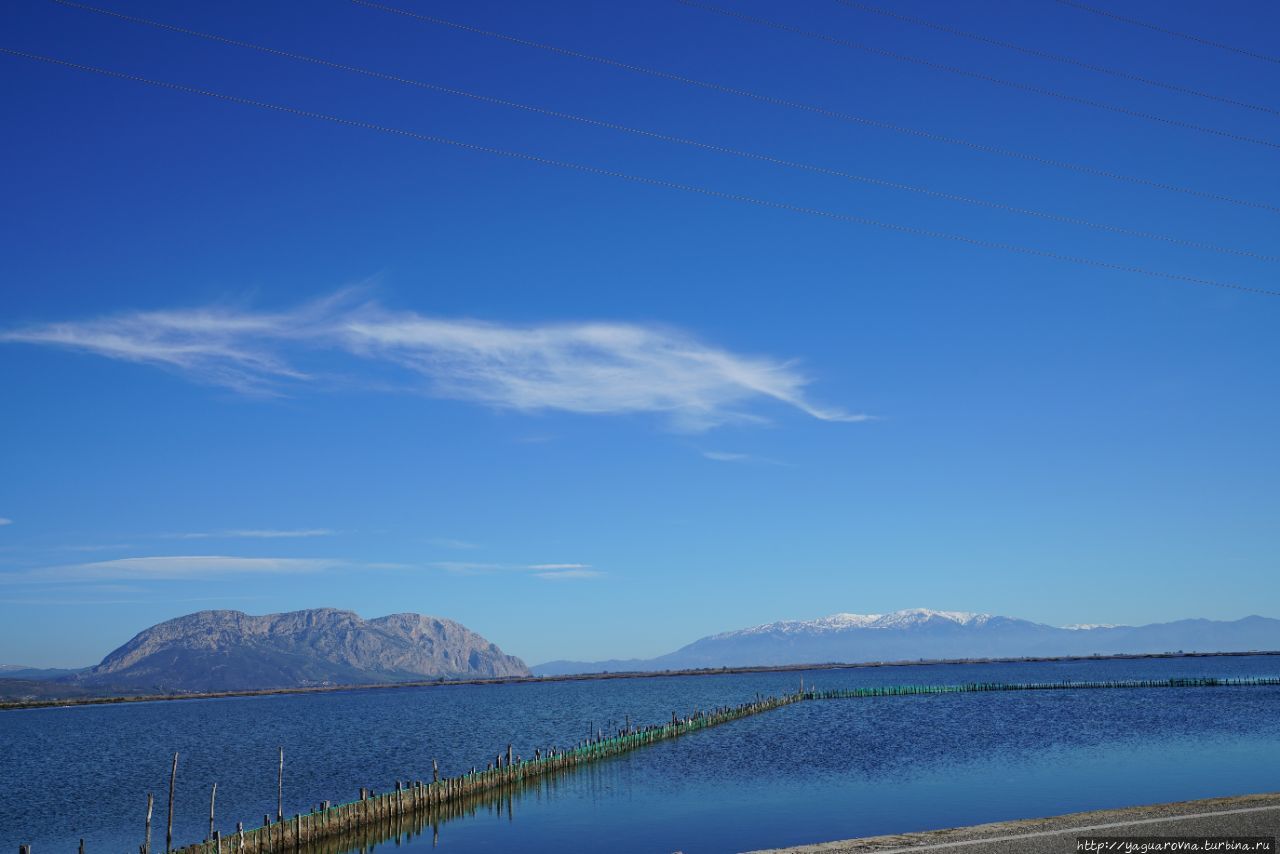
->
[3,655,1279,853]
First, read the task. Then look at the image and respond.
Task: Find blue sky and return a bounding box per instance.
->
[2,0,1277,668]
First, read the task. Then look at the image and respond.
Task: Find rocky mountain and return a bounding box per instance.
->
[532,608,1280,675]
[69,608,530,693]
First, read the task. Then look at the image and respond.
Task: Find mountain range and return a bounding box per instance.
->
[0,664,84,680]
[532,608,1280,675]
[5,607,1278,701]
[0,608,528,700]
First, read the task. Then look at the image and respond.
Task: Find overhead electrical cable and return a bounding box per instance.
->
[2,47,1274,298]
[1054,0,1280,66]
[350,0,1280,215]
[830,0,1280,117]
[45,0,1277,263]
[673,0,1280,150]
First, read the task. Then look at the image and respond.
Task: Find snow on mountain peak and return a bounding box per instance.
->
[874,608,993,628]
[817,613,884,629]
[720,608,995,638]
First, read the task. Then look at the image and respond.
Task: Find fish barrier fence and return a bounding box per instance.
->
[803,675,1280,699]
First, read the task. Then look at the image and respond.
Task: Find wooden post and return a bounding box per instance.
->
[79,841,84,854]
[145,793,154,854]
[277,747,284,824]
[209,782,217,842]
[20,846,30,854]
[166,753,178,854]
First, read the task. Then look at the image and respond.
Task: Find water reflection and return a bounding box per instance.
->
[291,763,615,854]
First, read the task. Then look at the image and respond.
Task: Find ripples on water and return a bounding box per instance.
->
[2,655,1278,853]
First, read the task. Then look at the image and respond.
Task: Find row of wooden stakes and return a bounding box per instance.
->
[166,689,807,854]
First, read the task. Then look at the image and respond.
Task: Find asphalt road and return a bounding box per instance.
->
[747,793,1280,854]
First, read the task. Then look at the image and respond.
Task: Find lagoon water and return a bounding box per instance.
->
[3,655,1280,853]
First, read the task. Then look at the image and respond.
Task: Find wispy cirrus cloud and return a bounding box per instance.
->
[703,451,748,462]
[533,568,603,581]
[701,450,786,465]
[0,301,320,394]
[430,561,601,581]
[429,561,506,576]
[426,537,480,551]
[162,529,337,540]
[0,594,272,606]
[0,292,864,431]
[0,518,12,526]
[0,555,355,584]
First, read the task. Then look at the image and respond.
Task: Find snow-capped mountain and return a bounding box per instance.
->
[532,610,1280,676]
[718,609,996,639]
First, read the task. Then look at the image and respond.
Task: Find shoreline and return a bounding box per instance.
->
[745,792,1280,853]
[2,648,1277,711]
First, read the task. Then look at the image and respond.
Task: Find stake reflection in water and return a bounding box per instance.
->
[282,762,596,854]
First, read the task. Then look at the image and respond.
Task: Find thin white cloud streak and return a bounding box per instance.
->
[163,529,337,540]
[0,518,12,526]
[429,561,506,575]
[426,537,480,550]
[429,561,597,578]
[1,293,865,431]
[0,294,348,394]
[0,595,272,606]
[534,569,603,581]
[701,450,786,465]
[227,529,336,538]
[703,451,751,462]
[1,555,343,584]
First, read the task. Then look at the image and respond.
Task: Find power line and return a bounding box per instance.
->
[44,0,1279,264]
[350,0,1279,215]
[2,46,1274,299]
[1054,0,1280,66]
[831,0,1279,117]
[674,0,1280,151]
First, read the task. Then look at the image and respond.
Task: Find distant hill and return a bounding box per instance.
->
[533,609,1280,675]
[0,664,86,680]
[19,608,532,696]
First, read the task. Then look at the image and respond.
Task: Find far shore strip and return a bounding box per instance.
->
[2,649,1278,711]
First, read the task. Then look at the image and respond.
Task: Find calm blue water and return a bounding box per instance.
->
[2,655,1279,853]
